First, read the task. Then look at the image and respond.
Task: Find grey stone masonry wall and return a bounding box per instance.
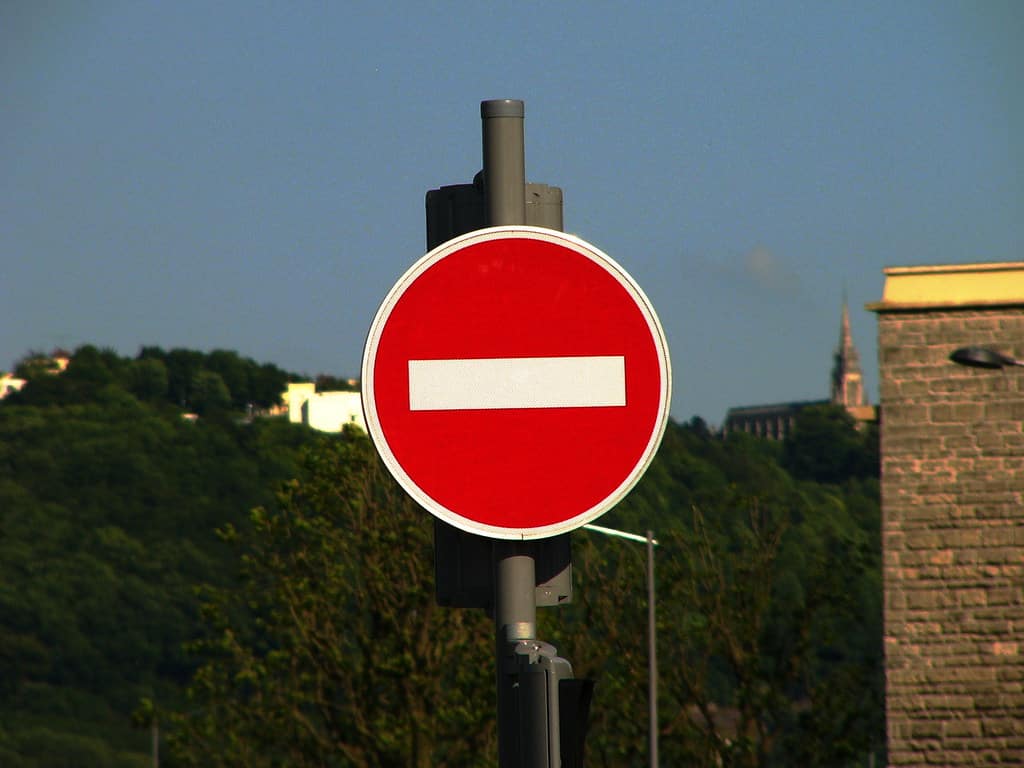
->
[877,307,1024,766]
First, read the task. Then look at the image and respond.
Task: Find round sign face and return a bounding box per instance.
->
[362,226,671,540]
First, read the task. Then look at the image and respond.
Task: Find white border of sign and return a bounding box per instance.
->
[362,226,672,540]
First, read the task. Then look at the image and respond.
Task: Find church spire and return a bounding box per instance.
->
[831,295,866,407]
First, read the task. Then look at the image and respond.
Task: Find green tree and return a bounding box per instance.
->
[169,429,496,768]
[251,362,290,408]
[189,371,231,415]
[0,348,882,768]
[126,358,169,401]
[13,351,62,379]
[163,348,206,408]
[314,374,359,392]
[0,350,315,764]
[557,420,882,767]
[783,404,878,484]
[541,529,655,767]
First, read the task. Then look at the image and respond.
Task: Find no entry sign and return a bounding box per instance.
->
[362,226,671,540]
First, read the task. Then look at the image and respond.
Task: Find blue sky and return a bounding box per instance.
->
[3,1,1021,425]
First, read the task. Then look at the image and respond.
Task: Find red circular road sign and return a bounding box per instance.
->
[362,226,671,540]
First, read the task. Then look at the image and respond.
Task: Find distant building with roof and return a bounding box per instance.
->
[0,374,27,399]
[1,349,71,400]
[284,381,365,434]
[724,300,877,439]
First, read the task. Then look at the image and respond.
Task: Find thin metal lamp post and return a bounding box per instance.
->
[950,346,1024,370]
[583,523,659,768]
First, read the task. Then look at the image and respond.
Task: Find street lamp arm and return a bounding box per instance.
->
[583,523,659,546]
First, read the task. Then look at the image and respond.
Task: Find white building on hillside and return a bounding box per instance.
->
[285,382,365,434]
[285,382,316,423]
[0,374,27,399]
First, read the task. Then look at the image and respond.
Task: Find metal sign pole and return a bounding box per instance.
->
[481,98,548,768]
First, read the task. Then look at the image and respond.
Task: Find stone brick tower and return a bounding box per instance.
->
[832,297,867,408]
[869,262,1024,767]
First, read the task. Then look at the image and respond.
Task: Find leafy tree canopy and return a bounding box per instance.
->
[171,429,497,768]
[0,345,881,767]
[782,404,879,484]
[0,345,316,766]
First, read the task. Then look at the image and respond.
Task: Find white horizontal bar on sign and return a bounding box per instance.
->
[408,355,626,411]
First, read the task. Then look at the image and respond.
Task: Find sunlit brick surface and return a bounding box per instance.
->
[876,307,1024,766]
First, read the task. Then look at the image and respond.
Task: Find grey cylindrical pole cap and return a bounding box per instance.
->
[481,99,524,118]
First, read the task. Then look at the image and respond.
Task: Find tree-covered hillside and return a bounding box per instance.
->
[572,409,882,766]
[0,346,315,767]
[0,346,882,767]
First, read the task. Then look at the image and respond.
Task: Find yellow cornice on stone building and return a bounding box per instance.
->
[867,262,1024,311]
